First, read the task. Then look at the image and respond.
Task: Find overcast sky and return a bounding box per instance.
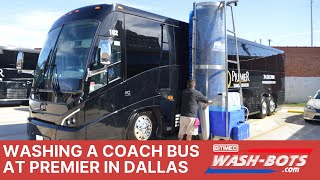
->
[0,0,319,48]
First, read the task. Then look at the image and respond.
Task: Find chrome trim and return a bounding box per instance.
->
[61,108,81,126]
[175,114,181,127]
[0,99,28,101]
[134,115,152,140]
[108,77,122,84]
[86,67,108,81]
[86,61,122,81]
[18,69,34,75]
[194,65,224,70]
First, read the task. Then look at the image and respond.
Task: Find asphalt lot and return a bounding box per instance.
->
[0,106,320,140]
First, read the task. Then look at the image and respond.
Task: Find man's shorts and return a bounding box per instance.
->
[178,116,198,136]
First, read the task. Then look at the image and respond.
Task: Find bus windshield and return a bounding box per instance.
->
[34,21,98,92]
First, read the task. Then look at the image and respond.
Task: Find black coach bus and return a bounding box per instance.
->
[27,4,284,140]
[227,37,285,118]
[0,46,40,105]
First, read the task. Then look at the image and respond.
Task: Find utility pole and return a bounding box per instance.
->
[260,39,262,44]
[311,0,313,47]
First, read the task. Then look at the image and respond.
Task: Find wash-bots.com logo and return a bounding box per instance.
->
[206,144,312,174]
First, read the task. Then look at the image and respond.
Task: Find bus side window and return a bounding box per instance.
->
[161,25,175,66]
[108,40,121,82]
[125,14,161,79]
[89,38,122,93]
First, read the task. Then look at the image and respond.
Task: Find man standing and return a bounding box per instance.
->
[179,80,212,140]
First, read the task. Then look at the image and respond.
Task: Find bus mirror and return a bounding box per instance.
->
[99,40,112,66]
[98,48,111,66]
[16,52,24,70]
[308,96,312,100]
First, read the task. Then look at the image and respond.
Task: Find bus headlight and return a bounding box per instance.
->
[65,117,78,127]
[66,118,76,125]
[61,109,80,127]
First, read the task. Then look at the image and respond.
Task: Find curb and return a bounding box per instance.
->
[287,109,304,113]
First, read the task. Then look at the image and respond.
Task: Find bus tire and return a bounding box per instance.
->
[267,96,276,116]
[257,98,268,119]
[127,111,156,140]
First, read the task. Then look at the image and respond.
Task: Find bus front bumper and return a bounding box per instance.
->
[27,118,85,140]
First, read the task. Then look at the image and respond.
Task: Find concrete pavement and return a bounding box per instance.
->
[0,106,28,140]
[248,110,320,140]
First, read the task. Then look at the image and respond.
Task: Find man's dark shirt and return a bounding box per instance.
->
[181,88,209,118]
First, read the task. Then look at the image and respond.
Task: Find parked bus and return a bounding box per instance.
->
[0,46,40,105]
[27,4,284,140]
[227,37,285,118]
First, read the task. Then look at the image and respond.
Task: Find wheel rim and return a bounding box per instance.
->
[262,101,267,115]
[269,99,276,113]
[134,115,152,140]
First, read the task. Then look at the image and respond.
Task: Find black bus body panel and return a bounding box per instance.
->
[227,38,285,114]
[28,4,284,140]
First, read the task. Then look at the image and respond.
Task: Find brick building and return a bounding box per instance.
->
[274,47,320,103]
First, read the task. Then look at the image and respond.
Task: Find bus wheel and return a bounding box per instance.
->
[267,97,276,116]
[257,98,268,119]
[127,111,156,140]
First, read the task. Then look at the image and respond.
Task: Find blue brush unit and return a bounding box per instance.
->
[232,122,250,140]
[190,2,249,140]
[210,107,245,137]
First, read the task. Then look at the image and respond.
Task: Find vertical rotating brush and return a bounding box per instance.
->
[190,2,227,139]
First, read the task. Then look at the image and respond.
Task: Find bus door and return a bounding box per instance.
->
[158,24,178,132]
[84,37,124,139]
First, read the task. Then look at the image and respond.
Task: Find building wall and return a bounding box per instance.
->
[285,77,320,103]
[275,47,320,103]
